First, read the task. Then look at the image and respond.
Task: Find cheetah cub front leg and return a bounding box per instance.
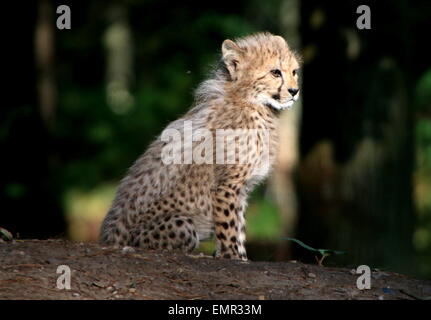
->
[213,186,247,261]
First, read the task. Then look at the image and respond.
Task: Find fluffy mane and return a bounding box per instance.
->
[194,61,229,106]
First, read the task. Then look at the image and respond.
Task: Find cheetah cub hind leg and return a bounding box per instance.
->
[132,213,200,253]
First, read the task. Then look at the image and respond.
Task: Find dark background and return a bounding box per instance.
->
[2,0,431,278]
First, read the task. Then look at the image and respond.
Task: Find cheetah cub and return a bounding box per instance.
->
[100,32,301,260]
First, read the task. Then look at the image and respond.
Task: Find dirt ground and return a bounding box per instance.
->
[0,239,430,300]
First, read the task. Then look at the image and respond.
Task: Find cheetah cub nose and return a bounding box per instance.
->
[288,88,299,97]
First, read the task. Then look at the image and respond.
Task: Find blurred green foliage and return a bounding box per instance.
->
[414,68,431,276]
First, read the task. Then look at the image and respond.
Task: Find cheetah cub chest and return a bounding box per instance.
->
[100,32,301,260]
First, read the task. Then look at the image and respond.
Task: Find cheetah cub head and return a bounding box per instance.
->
[221,32,301,112]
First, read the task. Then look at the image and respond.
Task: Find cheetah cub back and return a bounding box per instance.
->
[100,32,301,260]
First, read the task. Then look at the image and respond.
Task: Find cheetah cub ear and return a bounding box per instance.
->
[221,39,244,81]
[273,35,288,47]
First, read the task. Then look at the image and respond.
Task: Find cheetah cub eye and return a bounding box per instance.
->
[270,69,282,77]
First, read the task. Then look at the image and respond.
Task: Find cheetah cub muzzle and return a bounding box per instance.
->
[100,32,301,260]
